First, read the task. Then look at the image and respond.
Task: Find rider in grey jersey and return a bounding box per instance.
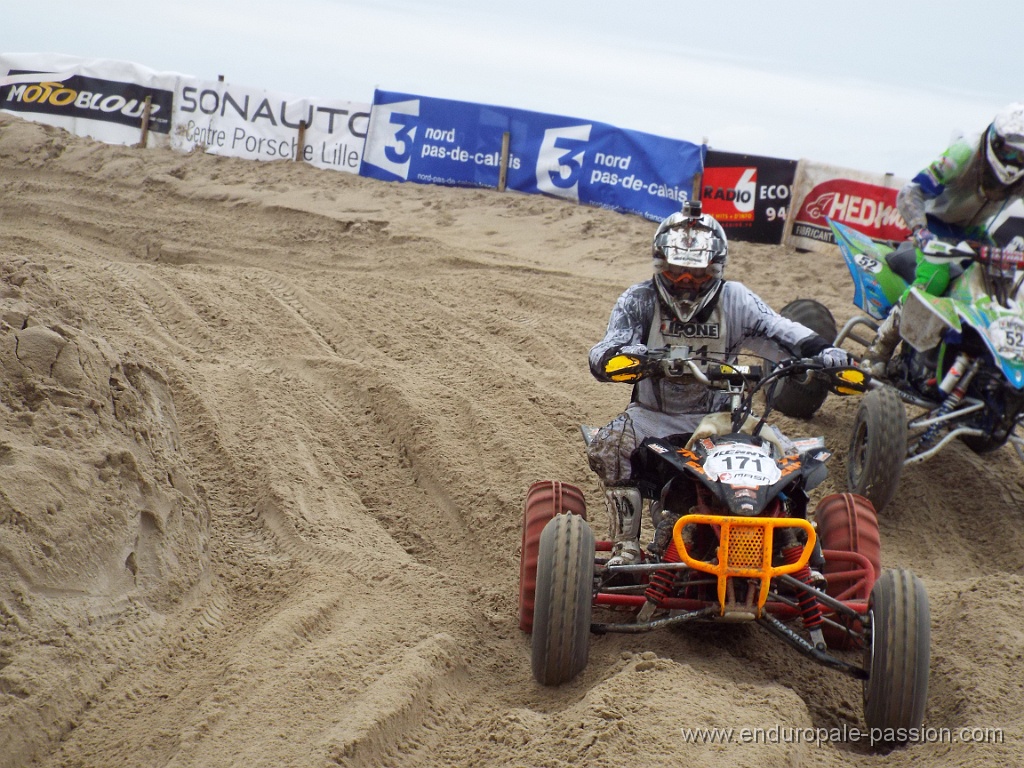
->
[587,202,850,566]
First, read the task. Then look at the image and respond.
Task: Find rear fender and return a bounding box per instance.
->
[828,218,907,320]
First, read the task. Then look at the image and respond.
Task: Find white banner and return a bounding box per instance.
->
[0,53,180,147]
[1,53,370,173]
[173,80,369,171]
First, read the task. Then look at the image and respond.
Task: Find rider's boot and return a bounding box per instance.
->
[807,539,827,589]
[604,486,643,566]
[861,302,902,378]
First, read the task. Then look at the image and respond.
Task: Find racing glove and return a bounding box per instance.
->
[913,226,935,251]
[816,346,854,368]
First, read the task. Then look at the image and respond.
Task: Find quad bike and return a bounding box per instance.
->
[518,350,930,744]
[791,218,1024,513]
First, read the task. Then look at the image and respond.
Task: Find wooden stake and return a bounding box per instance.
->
[296,120,307,161]
[498,131,511,191]
[137,96,152,149]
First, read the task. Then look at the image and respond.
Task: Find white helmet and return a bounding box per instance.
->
[985,103,1024,186]
[652,201,728,322]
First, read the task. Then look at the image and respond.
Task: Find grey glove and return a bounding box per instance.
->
[913,226,935,251]
[817,346,853,368]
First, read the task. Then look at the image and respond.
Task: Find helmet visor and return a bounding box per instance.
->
[991,132,1024,166]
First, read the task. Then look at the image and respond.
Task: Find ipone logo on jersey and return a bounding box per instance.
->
[661,319,720,339]
[702,167,756,222]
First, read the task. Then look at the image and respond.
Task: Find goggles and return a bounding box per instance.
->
[991,132,1024,166]
[661,264,715,288]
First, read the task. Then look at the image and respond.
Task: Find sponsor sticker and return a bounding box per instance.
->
[703,443,781,486]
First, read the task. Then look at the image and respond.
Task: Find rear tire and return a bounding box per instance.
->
[773,299,837,419]
[848,387,907,513]
[518,481,587,632]
[863,569,930,742]
[814,493,881,649]
[531,513,595,686]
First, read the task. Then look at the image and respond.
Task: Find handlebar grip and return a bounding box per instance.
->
[976,245,1024,269]
[602,353,649,382]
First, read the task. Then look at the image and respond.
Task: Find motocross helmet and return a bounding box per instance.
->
[652,201,728,322]
[985,103,1024,186]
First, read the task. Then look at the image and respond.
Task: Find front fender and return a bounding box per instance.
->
[905,289,1024,388]
[960,302,1024,389]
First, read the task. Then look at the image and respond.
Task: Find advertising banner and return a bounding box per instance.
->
[702,150,797,244]
[361,90,705,221]
[783,161,909,253]
[0,53,177,146]
[173,80,370,172]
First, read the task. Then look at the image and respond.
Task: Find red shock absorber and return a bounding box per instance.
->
[644,539,682,607]
[781,543,823,630]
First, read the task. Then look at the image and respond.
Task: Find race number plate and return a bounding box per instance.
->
[989,316,1024,361]
[703,443,781,486]
[853,253,882,274]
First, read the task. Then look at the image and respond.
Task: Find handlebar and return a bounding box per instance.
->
[601,347,869,438]
[974,246,1024,270]
[603,349,866,393]
[645,346,765,385]
[922,238,1024,269]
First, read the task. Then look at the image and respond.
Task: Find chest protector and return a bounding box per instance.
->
[635,300,731,414]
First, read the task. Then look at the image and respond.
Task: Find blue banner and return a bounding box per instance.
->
[361,90,705,221]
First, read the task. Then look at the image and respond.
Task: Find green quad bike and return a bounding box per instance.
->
[777,217,1024,513]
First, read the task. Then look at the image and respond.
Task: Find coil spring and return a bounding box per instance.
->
[782,543,823,630]
[917,357,979,451]
[644,540,682,606]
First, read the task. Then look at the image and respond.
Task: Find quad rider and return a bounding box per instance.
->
[586,201,852,566]
[863,102,1024,377]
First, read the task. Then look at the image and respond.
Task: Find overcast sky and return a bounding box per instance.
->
[6,0,1020,179]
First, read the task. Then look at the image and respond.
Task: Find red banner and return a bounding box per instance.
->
[784,162,910,252]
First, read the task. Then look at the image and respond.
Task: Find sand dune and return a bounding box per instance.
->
[1,112,1021,767]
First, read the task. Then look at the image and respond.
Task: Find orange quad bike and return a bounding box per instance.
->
[518,350,930,746]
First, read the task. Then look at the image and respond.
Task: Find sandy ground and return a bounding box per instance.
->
[2,112,1023,768]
